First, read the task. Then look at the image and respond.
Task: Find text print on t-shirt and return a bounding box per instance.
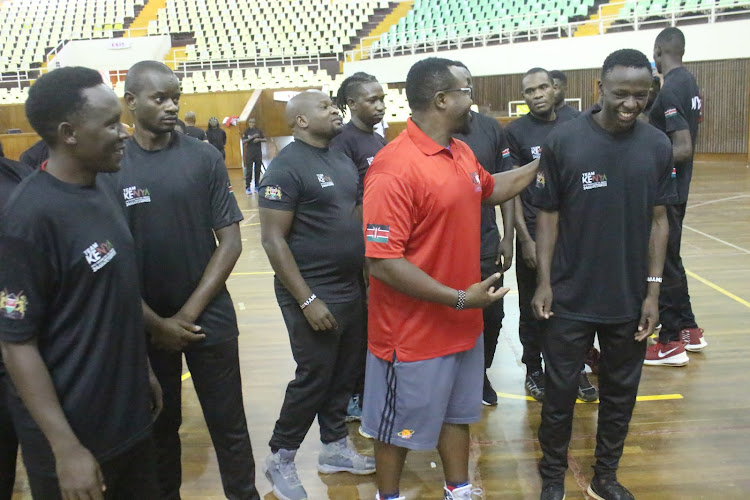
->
[530,146,542,160]
[581,171,608,191]
[469,171,482,192]
[316,174,334,188]
[123,185,151,206]
[83,240,117,272]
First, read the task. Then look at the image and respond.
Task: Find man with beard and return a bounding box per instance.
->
[451,62,516,407]
[532,49,674,500]
[361,57,540,500]
[506,67,597,403]
[549,70,580,121]
[114,61,259,500]
[0,66,161,500]
[330,71,386,423]
[259,91,375,500]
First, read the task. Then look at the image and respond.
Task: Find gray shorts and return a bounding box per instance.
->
[361,335,484,450]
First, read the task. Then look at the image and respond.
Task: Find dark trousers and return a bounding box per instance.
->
[480,257,505,369]
[244,154,263,189]
[149,339,259,500]
[0,376,17,500]
[538,317,646,484]
[26,436,160,500]
[659,202,697,343]
[515,240,543,371]
[269,299,365,450]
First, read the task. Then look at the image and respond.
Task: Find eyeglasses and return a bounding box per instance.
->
[439,87,473,99]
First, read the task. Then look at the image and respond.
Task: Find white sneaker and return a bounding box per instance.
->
[375,494,406,500]
[444,484,484,499]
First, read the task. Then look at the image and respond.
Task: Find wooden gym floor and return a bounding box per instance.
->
[11,159,750,499]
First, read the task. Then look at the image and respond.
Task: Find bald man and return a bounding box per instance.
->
[183,111,207,141]
[258,91,375,500]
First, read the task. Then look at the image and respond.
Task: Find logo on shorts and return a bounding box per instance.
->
[316,174,334,188]
[264,186,282,201]
[581,171,608,191]
[0,289,28,320]
[123,185,151,207]
[397,429,415,440]
[501,148,510,159]
[83,240,117,272]
[366,224,389,243]
[530,146,542,160]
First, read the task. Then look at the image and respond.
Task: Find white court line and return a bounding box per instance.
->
[687,194,749,210]
[683,224,750,254]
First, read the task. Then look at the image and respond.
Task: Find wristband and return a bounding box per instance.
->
[300,294,317,310]
[647,276,663,283]
[455,290,466,310]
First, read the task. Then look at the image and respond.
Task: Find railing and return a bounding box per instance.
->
[345,0,750,62]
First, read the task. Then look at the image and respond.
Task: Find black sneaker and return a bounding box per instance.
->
[587,475,634,500]
[540,482,565,500]
[482,373,498,406]
[525,369,545,401]
[577,371,599,402]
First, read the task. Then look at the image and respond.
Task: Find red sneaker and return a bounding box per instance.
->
[681,327,707,352]
[644,340,689,366]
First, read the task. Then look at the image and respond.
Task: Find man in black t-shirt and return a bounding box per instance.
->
[183,111,208,141]
[0,156,33,500]
[549,70,581,121]
[646,27,706,366]
[532,50,674,500]
[115,61,259,500]
[451,64,515,408]
[0,66,161,500]
[242,117,266,194]
[506,67,598,405]
[259,91,375,500]
[330,71,386,422]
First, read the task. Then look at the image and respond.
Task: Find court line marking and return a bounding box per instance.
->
[687,194,749,210]
[181,372,192,381]
[495,392,683,403]
[683,224,750,254]
[685,268,750,309]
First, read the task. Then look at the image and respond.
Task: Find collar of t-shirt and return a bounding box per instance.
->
[294,137,329,153]
[585,104,638,139]
[406,118,457,156]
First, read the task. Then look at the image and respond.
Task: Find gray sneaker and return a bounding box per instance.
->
[264,449,307,500]
[318,437,376,475]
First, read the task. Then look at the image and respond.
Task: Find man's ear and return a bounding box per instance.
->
[58,121,77,146]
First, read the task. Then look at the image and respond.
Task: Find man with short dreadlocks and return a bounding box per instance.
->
[330,71,386,425]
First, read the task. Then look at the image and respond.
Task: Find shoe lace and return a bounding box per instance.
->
[279,458,302,487]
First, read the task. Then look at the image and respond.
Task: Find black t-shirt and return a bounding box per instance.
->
[0,171,152,474]
[506,112,577,240]
[556,104,581,121]
[109,132,244,346]
[454,111,513,259]
[258,139,364,306]
[242,127,265,157]
[0,158,34,376]
[532,107,676,323]
[206,128,227,152]
[185,125,207,141]
[329,121,386,205]
[649,66,701,203]
[19,140,49,169]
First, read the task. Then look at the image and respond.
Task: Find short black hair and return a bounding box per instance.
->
[25,66,104,146]
[655,27,685,55]
[522,67,553,86]
[549,70,567,84]
[652,76,662,89]
[124,60,175,95]
[406,57,461,112]
[335,72,378,118]
[601,49,652,80]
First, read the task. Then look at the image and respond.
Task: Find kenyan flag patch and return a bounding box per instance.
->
[366,224,390,243]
